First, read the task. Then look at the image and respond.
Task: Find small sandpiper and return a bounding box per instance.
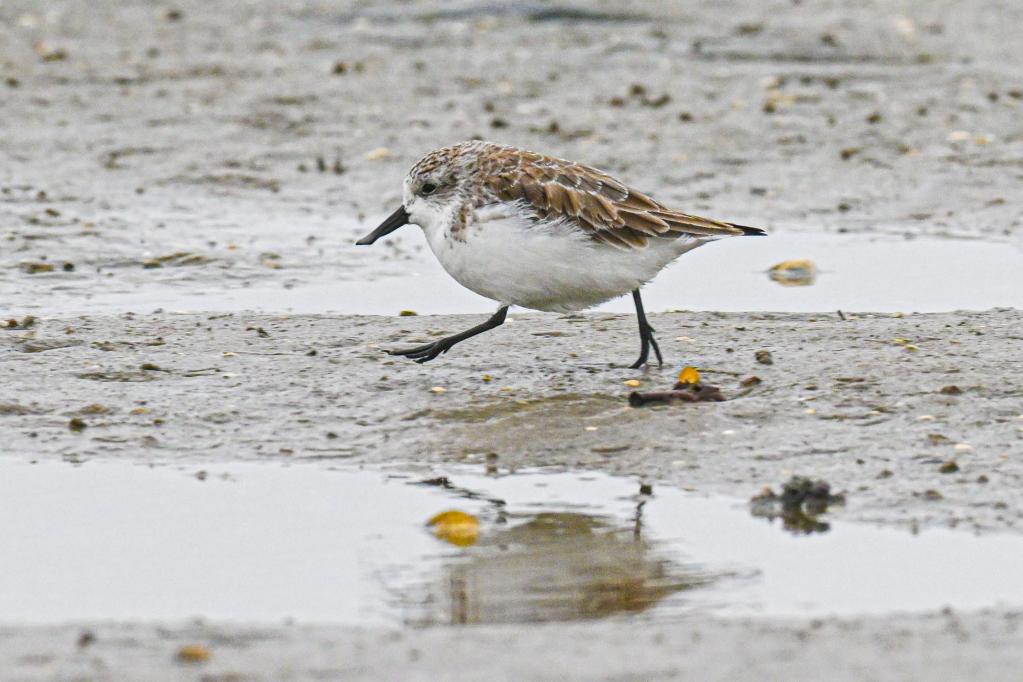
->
[357,141,765,368]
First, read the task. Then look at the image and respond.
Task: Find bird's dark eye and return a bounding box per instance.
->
[421,182,438,195]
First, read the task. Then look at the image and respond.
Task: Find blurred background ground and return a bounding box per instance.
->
[2,0,1022,307]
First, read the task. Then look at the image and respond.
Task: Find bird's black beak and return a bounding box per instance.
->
[356,206,410,245]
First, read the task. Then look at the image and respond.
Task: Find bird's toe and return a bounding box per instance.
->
[389,340,449,362]
[387,342,435,357]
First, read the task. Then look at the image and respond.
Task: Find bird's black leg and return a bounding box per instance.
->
[389,306,509,364]
[629,289,663,369]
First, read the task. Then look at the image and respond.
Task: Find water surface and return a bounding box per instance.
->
[12,232,1023,316]
[1,460,1021,625]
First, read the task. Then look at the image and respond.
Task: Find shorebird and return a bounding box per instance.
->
[357,141,765,368]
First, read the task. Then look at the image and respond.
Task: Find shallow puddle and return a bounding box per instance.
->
[16,232,1023,316]
[1,460,1021,625]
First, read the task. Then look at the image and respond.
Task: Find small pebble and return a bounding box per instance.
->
[364,147,391,161]
[176,644,210,663]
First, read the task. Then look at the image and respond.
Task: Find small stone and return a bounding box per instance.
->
[79,404,109,415]
[938,461,959,474]
[19,262,55,274]
[364,147,391,161]
[755,350,773,365]
[176,644,210,663]
[68,417,87,432]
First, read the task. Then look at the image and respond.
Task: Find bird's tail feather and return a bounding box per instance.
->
[729,223,767,236]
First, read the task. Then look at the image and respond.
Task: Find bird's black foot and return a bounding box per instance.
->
[387,338,458,364]
[629,322,663,369]
[387,305,510,364]
[629,289,664,369]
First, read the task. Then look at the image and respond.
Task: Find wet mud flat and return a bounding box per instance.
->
[3,309,1021,533]
[3,307,1023,682]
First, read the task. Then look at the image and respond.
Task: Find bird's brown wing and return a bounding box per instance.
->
[483,149,748,249]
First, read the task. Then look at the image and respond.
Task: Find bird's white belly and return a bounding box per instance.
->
[423,214,702,313]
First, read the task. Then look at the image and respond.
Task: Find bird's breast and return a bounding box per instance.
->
[425,211,691,312]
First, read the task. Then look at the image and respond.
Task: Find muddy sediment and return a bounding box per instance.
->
[4,612,1023,682]
[3,309,1021,532]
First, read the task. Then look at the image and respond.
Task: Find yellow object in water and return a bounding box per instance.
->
[427,510,480,547]
[768,259,817,286]
[177,644,211,663]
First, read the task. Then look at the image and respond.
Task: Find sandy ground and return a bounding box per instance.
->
[2,0,1023,679]
[4,611,1023,682]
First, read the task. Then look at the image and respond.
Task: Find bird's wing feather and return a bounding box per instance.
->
[484,150,746,249]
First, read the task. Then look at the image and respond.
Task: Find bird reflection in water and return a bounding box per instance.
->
[404,483,717,626]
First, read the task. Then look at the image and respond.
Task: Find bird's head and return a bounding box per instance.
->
[355,142,489,245]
